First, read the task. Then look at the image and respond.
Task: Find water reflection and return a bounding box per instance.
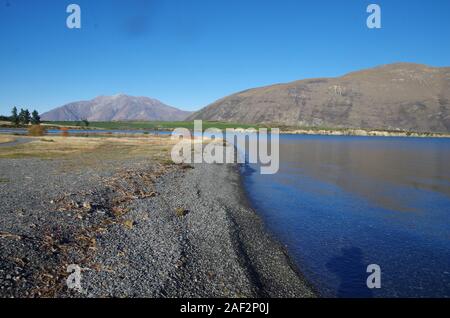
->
[244,135,450,297]
[279,136,450,212]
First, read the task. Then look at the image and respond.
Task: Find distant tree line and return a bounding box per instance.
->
[10,107,41,126]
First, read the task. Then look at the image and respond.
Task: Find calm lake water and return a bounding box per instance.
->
[243,135,450,298]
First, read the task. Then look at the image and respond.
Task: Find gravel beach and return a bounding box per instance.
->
[0,156,315,298]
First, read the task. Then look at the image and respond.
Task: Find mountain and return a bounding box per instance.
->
[41,94,191,121]
[188,63,450,133]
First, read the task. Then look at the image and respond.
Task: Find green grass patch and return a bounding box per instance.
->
[44,121,267,131]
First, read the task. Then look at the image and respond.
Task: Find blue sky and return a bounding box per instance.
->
[1,0,450,115]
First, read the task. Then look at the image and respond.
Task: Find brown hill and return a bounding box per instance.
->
[188,63,450,132]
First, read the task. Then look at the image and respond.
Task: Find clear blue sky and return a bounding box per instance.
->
[1,0,450,115]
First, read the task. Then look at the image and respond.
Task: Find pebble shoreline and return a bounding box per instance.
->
[0,158,315,298]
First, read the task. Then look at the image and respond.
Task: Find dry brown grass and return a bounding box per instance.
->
[0,135,176,163]
[28,125,47,136]
[0,136,15,144]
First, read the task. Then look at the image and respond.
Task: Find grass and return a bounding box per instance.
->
[0,178,10,183]
[43,121,266,131]
[28,125,47,136]
[0,136,15,144]
[0,134,177,164]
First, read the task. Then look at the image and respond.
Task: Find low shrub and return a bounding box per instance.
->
[28,125,46,136]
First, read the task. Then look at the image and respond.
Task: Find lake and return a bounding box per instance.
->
[243,135,450,297]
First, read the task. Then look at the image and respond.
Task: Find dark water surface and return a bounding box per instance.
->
[243,135,450,297]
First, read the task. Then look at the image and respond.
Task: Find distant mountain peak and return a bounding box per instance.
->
[42,94,192,122]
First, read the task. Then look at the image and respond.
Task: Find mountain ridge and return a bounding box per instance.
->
[188,63,450,133]
[41,94,191,122]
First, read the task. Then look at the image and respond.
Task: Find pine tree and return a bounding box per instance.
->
[31,110,41,125]
[11,107,19,126]
[18,108,26,125]
[24,109,31,124]
[18,108,31,125]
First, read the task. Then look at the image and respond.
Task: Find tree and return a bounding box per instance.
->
[18,108,31,125]
[31,110,41,125]
[24,109,31,124]
[11,107,19,126]
[18,108,26,124]
[82,119,89,127]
